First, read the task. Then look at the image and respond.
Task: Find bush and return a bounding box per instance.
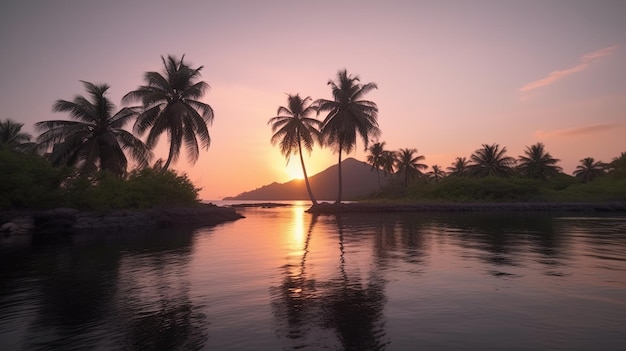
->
[0,149,67,209]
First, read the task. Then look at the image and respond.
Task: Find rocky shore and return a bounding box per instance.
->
[0,205,244,236]
[307,201,626,214]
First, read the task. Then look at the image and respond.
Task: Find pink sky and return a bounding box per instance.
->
[1,1,625,200]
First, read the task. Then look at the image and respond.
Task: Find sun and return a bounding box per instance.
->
[286,158,305,180]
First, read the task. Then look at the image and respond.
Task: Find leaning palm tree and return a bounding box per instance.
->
[468,143,515,177]
[573,157,606,182]
[316,69,380,203]
[517,142,562,179]
[395,148,427,187]
[0,118,34,153]
[427,165,446,182]
[447,157,469,176]
[367,141,386,187]
[123,55,214,171]
[268,94,321,205]
[35,81,152,177]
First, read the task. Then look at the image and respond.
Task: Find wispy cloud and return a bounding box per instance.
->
[520,45,618,95]
[534,123,621,138]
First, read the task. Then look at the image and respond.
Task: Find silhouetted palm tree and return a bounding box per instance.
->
[608,152,626,179]
[573,157,606,182]
[316,69,380,203]
[396,148,427,187]
[517,142,562,179]
[123,55,214,170]
[0,118,34,152]
[427,164,446,182]
[36,81,151,177]
[367,141,386,187]
[447,157,469,176]
[380,150,397,176]
[468,143,515,177]
[268,94,321,205]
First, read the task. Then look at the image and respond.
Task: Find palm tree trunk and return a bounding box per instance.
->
[297,135,318,205]
[162,142,175,171]
[336,147,343,204]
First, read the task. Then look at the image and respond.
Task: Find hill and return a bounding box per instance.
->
[224,158,382,201]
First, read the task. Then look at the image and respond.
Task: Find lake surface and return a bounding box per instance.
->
[1,201,626,350]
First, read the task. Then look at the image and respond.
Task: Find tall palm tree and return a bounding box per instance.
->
[468,143,515,177]
[427,165,446,182]
[268,94,321,205]
[573,157,606,182]
[395,148,427,187]
[367,141,386,187]
[123,55,214,171]
[35,81,151,177]
[517,142,562,179]
[0,118,33,152]
[316,69,380,203]
[447,157,469,176]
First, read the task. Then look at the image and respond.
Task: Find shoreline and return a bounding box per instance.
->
[1,204,245,235]
[306,201,626,214]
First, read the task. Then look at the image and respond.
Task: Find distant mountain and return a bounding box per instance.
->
[224,158,382,201]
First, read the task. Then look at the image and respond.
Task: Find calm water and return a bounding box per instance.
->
[1,202,625,350]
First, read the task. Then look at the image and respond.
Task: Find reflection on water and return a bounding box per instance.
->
[1,205,626,350]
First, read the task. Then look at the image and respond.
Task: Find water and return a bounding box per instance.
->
[1,201,625,350]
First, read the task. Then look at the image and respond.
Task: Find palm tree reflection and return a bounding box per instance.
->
[271,213,389,350]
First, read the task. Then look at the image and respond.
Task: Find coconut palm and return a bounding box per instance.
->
[396,148,427,187]
[316,69,380,203]
[0,118,34,152]
[380,150,397,176]
[268,94,321,205]
[35,81,151,177]
[427,165,446,182]
[468,143,515,177]
[573,157,606,182]
[517,142,562,179]
[123,55,214,171]
[367,141,386,187]
[447,157,469,176]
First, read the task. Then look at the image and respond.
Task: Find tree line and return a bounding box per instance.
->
[0,55,212,210]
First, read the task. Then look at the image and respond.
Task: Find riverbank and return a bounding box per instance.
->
[0,204,244,235]
[306,201,626,214]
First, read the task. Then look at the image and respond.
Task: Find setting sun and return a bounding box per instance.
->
[286,157,305,180]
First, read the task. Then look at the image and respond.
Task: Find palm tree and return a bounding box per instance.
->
[517,142,562,179]
[367,141,386,187]
[468,143,515,177]
[447,157,469,176]
[0,118,34,152]
[380,150,397,176]
[395,148,427,187]
[427,165,446,182]
[316,69,380,203]
[573,157,606,182]
[123,55,214,171]
[35,81,151,177]
[268,94,321,205]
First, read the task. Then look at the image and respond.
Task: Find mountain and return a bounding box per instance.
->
[224,158,383,201]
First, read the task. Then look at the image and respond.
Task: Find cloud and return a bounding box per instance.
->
[520,45,617,94]
[534,123,621,138]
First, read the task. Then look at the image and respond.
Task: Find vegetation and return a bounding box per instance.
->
[362,139,625,203]
[316,69,380,203]
[268,94,321,205]
[395,148,427,187]
[36,81,151,178]
[123,55,214,171]
[573,157,607,182]
[0,119,34,153]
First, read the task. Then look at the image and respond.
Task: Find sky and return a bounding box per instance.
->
[1,0,625,200]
